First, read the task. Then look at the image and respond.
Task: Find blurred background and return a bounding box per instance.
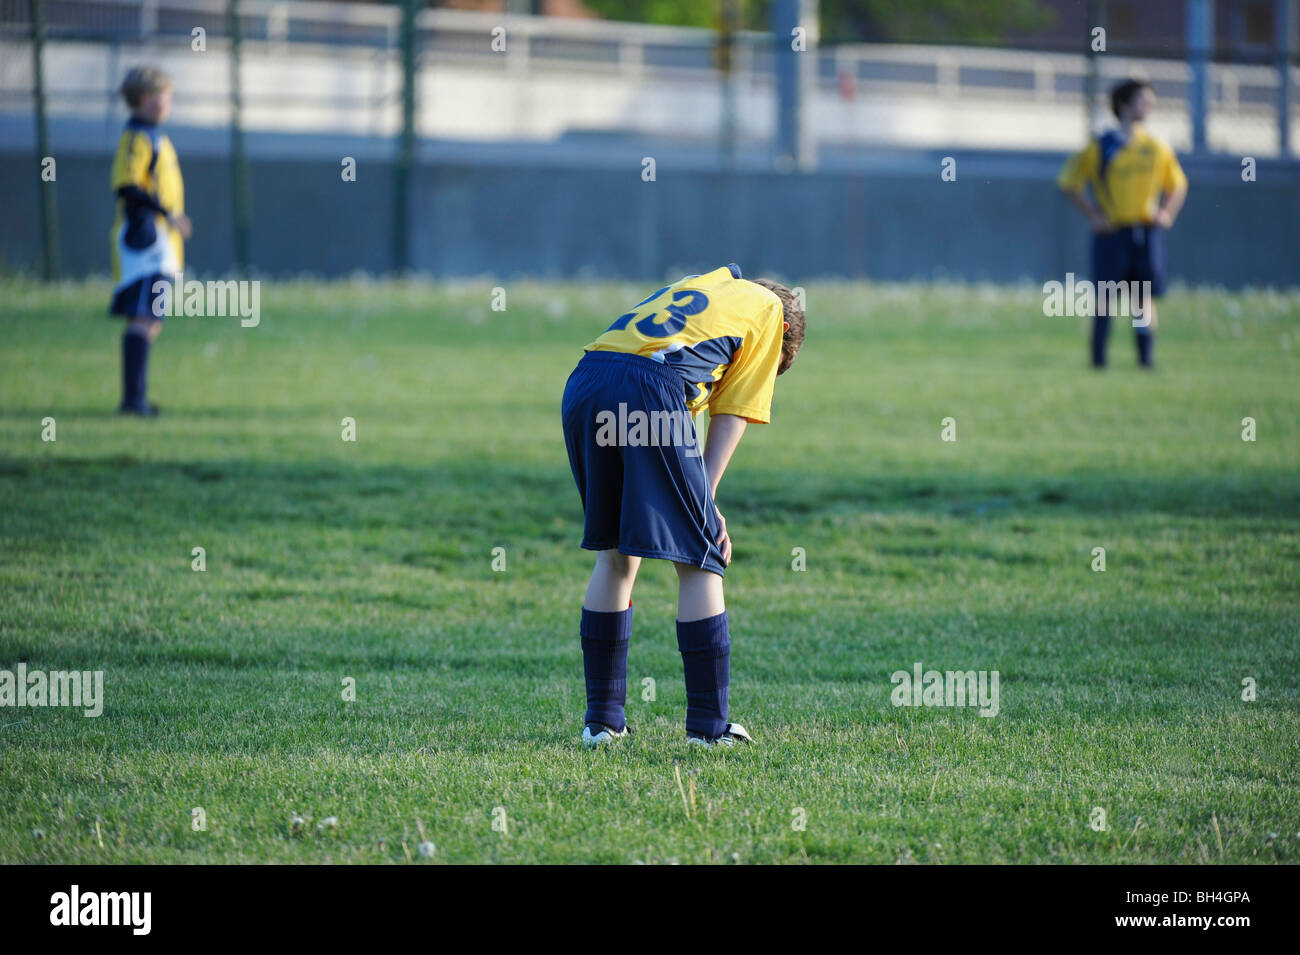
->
[2,0,1298,285]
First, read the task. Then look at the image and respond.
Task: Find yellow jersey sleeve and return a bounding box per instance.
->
[707,292,783,424]
[111,130,153,192]
[1057,141,1097,193]
[1161,144,1188,195]
[155,136,184,217]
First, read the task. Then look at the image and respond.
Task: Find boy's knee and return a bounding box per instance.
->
[673,562,721,582]
[596,550,639,578]
[127,317,160,340]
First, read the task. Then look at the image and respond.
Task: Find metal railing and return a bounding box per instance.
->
[3,0,1297,155]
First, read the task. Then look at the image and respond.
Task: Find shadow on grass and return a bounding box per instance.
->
[3,453,1297,533]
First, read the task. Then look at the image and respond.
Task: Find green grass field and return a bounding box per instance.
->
[1,277,1297,864]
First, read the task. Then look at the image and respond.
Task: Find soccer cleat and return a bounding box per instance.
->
[581,722,629,749]
[686,722,752,747]
[117,401,159,417]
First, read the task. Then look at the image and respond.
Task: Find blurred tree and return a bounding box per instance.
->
[583,0,762,29]
[821,0,1057,43]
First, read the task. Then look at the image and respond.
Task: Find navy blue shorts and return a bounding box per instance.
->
[1092,224,1167,298]
[562,350,726,577]
[109,276,169,320]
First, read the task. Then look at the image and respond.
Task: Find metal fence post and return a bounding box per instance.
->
[1279,0,1294,157]
[773,0,817,172]
[230,0,251,273]
[29,0,59,280]
[1188,0,1213,155]
[1085,0,1102,136]
[716,0,738,169]
[393,0,418,275]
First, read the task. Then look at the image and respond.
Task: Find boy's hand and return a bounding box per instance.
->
[168,213,193,240]
[1088,210,1114,234]
[1152,208,1176,229]
[714,507,732,566]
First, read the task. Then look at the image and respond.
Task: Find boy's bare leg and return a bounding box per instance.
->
[674,563,724,621]
[583,549,640,611]
[127,317,164,342]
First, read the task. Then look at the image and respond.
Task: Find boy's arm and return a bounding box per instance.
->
[112,131,192,239]
[700,294,782,563]
[1154,153,1189,228]
[1153,182,1187,228]
[115,184,167,215]
[702,412,748,567]
[115,183,192,239]
[1064,187,1113,233]
[1058,143,1111,232]
[703,412,747,498]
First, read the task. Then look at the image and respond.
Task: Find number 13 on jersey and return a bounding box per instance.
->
[604,285,711,339]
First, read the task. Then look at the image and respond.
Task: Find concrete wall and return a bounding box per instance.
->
[7,37,1296,157]
[3,142,1298,288]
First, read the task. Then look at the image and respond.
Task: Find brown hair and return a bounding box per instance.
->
[751,278,805,375]
[119,65,173,109]
[1110,78,1151,119]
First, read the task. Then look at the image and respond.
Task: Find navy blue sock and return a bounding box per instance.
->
[580,604,632,731]
[121,331,150,408]
[1091,314,1111,367]
[676,611,730,738]
[1135,328,1154,366]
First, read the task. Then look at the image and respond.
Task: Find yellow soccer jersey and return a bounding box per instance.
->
[1058,125,1187,227]
[585,265,784,423]
[110,118,185,278]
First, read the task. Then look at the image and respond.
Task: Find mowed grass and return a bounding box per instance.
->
[0,276,1297,864]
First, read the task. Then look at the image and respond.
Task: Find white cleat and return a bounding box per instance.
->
[581,722,630,749]
[686,722,753,747]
